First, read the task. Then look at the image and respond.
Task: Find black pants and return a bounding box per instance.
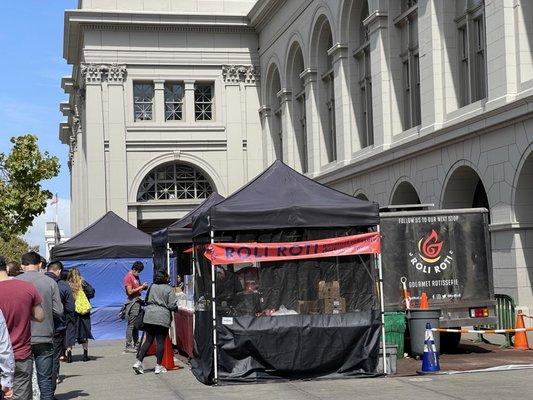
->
[137,324,168,365]
[52,331,65,391]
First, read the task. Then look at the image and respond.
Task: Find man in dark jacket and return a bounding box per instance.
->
[45,262,74,391]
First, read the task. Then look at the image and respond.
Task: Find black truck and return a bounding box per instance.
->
[380,208,497,335]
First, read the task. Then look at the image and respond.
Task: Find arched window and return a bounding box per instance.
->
[267,64,283,161]
[352,2,373,147]
[314,17,336,163]
[287,42,308,173]
[137,163,213,202]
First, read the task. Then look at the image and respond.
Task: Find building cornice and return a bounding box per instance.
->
[248,0,286,31]
[64,9,254,64]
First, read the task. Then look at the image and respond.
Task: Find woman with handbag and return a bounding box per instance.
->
[67,268,95,362]
[133,271,178,375]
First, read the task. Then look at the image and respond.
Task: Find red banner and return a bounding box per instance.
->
[204,232,381,265]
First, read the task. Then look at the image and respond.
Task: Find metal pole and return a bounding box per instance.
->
[191,245,196,334]
[376,225,388,375]
[166,243,171,276]
[209,217,218,384]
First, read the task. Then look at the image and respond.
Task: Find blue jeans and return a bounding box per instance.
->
[32,343,54,400]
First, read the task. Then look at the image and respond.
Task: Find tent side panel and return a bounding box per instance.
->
[216,310,381,382]
[62,257,154,340]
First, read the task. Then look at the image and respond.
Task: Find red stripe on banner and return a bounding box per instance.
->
[204,232,381,265]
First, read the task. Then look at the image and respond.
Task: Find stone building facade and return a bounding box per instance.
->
[60,0,533,316]
[60,0,262,233]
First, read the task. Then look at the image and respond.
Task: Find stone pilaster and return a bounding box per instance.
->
[328,43,351,162]
[300,68,320,173]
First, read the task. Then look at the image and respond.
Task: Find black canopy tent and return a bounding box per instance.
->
[191,161,387,384]
[151,193,225,278]
[52,211,153,260]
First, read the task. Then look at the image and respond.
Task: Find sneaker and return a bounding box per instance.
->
[154,365,167,374]
[132,360,144,375]
[123,346,137,354]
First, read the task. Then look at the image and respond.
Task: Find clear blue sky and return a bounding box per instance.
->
[0,1,77,200]
[0,1,77,248]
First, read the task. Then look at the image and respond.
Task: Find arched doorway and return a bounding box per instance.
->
[391,181,421,205]
[442,166,489,211]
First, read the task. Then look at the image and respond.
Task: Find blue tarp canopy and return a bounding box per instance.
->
[50,212,154,340]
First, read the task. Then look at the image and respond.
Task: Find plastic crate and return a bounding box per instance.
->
[384,312,406,359]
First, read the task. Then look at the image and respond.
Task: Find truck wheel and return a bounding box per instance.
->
[440,330,461,353]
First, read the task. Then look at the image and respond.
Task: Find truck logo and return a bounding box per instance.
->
[409,229,454,274]
[418,229,443,263]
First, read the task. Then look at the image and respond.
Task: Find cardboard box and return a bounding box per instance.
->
[320,297,346,314]
[318,280,340,299]
[298,300,320,314]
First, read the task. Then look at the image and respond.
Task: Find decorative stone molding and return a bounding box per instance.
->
[258,105,272,119]
[81,64,105,84]
[327,43,349,64]
[363,11,389,35]
[276,88,292,104]
[107,64,127,83]
[299,68,317,86]
[80,63,127,85]
[222,65,260,84]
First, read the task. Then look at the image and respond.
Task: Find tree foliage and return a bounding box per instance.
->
[0,135,60,240]
[0,236,31,262]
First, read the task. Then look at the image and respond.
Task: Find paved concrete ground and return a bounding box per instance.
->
[54,340,533,400]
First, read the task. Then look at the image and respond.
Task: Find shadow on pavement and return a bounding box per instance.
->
[56,390,90,399]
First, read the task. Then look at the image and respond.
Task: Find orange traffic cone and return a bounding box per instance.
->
[514,310,530,350]
[420,292,429,309]
[146,340,156,356]
[161,335,179,370]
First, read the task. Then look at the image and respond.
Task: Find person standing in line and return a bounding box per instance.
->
[133,271,177,375]
[66,269,94,362]
[5,263,22,278]
[122,262,148,353]
[0,256,44,400]
[17,252,63,400]
[0,309,15,400]
[44,262,74,389]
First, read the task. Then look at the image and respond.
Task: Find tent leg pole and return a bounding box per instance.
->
[210,228,218,384]
[376,225,388,375]
[166,244,171,276]
[192,248,196,334]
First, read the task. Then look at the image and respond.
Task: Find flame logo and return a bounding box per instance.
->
[417,229,443,264]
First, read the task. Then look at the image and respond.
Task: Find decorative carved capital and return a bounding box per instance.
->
[81,63,105,84]
[222,64,260,84]
[276,88,292,104]
[258,105,272,118]
[80,63,127,85]
[107,63,127,83]
[299,68,317,86]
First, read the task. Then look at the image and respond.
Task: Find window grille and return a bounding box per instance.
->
[194,84,213,121]
[164,83,183,121]
[133,83,154,121]
[137,163,213,202]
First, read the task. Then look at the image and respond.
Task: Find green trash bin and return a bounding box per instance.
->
[384,312,406,359]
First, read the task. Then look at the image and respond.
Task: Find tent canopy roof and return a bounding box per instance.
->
[51,211,152,260]
[193,160,379,236]
[152,192,225,247]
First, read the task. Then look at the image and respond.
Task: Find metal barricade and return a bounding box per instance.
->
[476,294,516,348]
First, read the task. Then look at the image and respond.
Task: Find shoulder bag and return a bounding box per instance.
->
[134,284,152,331]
